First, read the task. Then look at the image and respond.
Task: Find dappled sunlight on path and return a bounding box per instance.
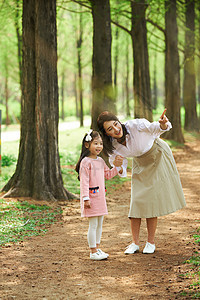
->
[1,138,200,299]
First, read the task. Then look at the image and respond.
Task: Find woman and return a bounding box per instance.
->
[97,110,186,254]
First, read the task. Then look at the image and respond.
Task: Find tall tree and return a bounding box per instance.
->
[113,15,119,104]
[125,33,131,117]
[198,2,200,113]
[77,9,84,127]
[60,71,65,120]
[2,0,74,200]
[14,0,22,96]
[183,0,199,131]
[164,0,184,142]
[110,1,152,119]
[131,0,152,121]
[4,57,10,126]
[91,0,116,130]
[152,43,158,110]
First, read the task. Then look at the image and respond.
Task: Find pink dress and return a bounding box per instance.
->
[79,157,118,217]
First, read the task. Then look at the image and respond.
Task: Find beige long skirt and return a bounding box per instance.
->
[129,138,186,218]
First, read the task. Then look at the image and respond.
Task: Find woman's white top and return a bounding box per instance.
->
[109,118,172,177]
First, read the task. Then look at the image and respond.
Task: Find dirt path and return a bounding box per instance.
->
[1,138,200,300]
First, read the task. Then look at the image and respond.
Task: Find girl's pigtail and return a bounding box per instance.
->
[75,138,90,181]
[75,130,101,180]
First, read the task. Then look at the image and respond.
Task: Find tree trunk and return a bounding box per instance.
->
[77,10,84,127]
[125,34,131,117]
[14,0,22,97]
[113,19,119,104]
[74,72,79,118]
[152,47,158,110]
[5,70,10,126]
[198,3,200,118]
[2,0,75,201]
[183,0,199,131]
[131,0,152,121]
[61,72,65,120]
[164,0,184,142]
[91,0,116,130]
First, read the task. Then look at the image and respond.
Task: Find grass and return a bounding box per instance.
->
[178,227,200,299]
[0,199,62,247]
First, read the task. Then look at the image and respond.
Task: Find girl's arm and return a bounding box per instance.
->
[80,162,91,208]
[103,161,118,180]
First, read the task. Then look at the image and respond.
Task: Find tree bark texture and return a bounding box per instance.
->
[61,72,65,120]
[198,3,200,114]
[91,0,116,130]
[2,0,73,200]
[5,68,10,126]
[131,0,152,121]
[152,49,158,110]
[15,0,22,96]
[113,22,119,104]
[125,37,131,117]
[77,11,84,127]
[183,0,199,131]
[164,0,184,142]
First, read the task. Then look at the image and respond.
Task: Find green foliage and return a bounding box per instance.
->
[0,163,16,191]
[0,199,62,247]
[62,167,80,195]
[193,233,200,245]
[2,154,17,167]
[181,227,200,298]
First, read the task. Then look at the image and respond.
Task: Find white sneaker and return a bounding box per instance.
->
[124,243,139,254]
[97,249,109,258]
[90,252,108,260]
[143,242,155,254]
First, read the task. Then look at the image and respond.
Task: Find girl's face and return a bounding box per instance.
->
[87,136,103,158]
[103,120,123,139]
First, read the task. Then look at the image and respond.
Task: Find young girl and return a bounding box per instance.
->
[75,129,122,260]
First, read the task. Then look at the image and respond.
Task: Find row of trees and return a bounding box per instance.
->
[1,1,200,131]
[1,0,200,201]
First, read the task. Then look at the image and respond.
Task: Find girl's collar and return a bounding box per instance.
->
[87,156,99,160]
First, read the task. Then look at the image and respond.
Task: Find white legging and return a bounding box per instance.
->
[87,216,104,248]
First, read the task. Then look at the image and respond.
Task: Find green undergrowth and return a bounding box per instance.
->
[0,199,62,247]
[178,226,200,299]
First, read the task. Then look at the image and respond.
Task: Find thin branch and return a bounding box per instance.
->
[72,0,91,10]
[111,20,131,35]
[146,18,165,35]
[57,5,90,13]
[177,0,185,5]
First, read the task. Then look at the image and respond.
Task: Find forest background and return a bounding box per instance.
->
[0,0,200,200]
[0,1,200,298]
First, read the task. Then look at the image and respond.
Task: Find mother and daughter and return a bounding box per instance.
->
[75,110,186,260]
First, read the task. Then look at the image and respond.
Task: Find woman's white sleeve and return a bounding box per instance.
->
[109,154,128,178]
[136,118,172,137]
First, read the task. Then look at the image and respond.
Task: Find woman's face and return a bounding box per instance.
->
[103,120,123,139]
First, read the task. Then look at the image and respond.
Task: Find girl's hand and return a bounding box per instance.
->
[113,155,123,167]
[84,200,91,209]
[159,108,168,130]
